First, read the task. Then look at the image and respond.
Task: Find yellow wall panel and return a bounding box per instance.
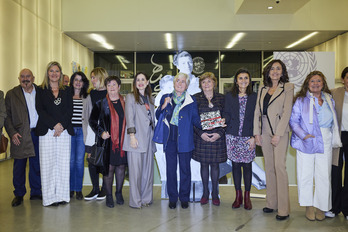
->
[51,0,61,30]
[0,0,21,92]
[71,40,79,64]
[22,7,38,75]
[37,19,51,84]
[1,0,92,93]
[51,27,62,64]
[37,0,50,23]
[62,34,72,75]
[22,0,37,15]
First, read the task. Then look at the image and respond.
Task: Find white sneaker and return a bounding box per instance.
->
[325,211,336,218]
[346,215,348,220]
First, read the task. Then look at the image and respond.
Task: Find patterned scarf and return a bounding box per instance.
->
[170,91,186,126]
[106,94,126,157]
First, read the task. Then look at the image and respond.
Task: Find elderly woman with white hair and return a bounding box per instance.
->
[155,72,201,209]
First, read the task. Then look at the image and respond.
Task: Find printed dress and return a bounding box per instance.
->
[226,95,255,163]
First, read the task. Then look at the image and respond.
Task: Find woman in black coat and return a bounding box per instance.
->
[224,68,257,210]
[89,76,127,208]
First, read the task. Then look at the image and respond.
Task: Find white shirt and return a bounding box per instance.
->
[23,87,38,128]
[341,91,348,132]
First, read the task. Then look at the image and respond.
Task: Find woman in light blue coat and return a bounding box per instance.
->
[290,71,341,221]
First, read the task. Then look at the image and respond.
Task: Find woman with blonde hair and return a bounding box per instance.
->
[36,61,73,206]
[83,67,108,201]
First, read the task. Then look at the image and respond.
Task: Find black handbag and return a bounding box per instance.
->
[88,140,105,167]
[87,101,106,167]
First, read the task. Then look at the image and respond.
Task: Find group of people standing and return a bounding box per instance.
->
[0,58,347,222]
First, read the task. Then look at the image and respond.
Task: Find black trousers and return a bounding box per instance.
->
[331,131,348,216]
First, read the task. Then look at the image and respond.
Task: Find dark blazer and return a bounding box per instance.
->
[35,86,74,136]
[156,92,201,153]
[4,85,37,159]
[192,91,227,163]
[224,91,257,137]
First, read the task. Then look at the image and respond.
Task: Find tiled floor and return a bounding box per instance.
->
[0,158,347,232]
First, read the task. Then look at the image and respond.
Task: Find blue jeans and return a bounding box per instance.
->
[70,127,85,192]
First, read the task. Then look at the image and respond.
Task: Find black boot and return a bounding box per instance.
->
[115,191,124,205]
[106,194,114,208]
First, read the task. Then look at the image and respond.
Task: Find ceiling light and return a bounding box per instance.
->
[90,33,106,43]
[90,33,114,50]
[286,32,319,49]
[165,33,173,49]
[225,33,245,49]
[268,6,273,9]
[102,42,114,50]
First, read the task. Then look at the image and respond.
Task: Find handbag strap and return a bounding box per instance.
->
[95,99,107,147]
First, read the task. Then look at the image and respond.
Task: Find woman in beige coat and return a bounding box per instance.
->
[254,59,294,220]
[123,72,156,208]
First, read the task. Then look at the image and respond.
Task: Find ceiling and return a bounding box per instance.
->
[64,0,346,52]
[236,0,311,14]
[65,30,346,52]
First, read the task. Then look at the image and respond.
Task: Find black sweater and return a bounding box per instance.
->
[35,86,74,136]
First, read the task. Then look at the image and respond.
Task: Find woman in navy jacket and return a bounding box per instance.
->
[225,68,257,210]
[156,72,201,209]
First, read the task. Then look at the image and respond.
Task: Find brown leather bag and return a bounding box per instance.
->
[0,134,8,153]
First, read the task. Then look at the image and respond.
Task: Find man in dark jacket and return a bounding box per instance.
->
[5,69,42,207]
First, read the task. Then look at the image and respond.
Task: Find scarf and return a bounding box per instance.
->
[170,91,186,126]
[106,94,126,157]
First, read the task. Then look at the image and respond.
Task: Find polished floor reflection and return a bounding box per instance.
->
[0,159,347,232]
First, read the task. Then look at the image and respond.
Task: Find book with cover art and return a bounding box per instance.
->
[200,110,224,130]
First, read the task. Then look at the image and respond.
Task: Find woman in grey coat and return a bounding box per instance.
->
[123,72,156,209]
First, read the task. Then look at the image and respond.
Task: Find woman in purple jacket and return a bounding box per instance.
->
[290,71,341,221]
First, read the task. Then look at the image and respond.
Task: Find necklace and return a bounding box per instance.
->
[205,94,214,108]
[54,97,61,105]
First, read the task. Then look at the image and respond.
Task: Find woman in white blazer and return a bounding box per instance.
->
[123,72,156,209]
